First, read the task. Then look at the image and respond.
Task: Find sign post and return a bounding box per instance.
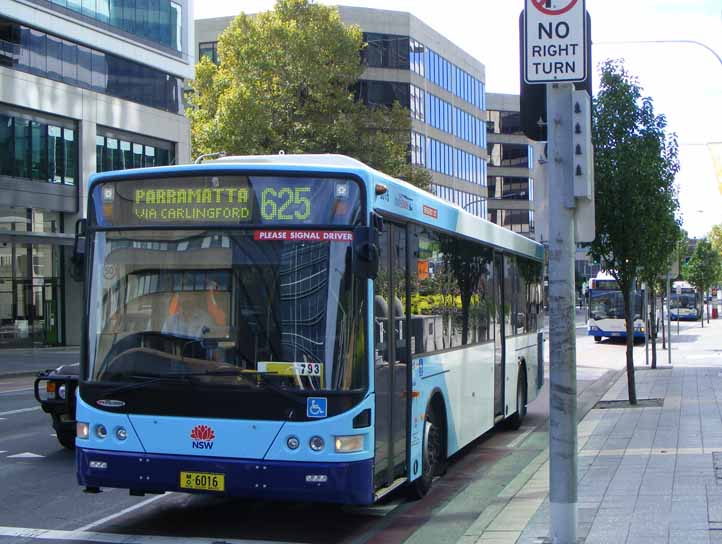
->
[523,1,589,543]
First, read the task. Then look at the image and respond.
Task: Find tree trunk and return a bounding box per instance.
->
[624,283,638,404]
[650,287,657,369]
[707,289,711,324]
[701,288,705,328]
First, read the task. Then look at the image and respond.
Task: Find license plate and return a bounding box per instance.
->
[179,471,225,492]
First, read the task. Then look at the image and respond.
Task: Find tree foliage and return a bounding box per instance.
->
[591,59,680,402]
[187,0,431,189]
[710,224,722,259]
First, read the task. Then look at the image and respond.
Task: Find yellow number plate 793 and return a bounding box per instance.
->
[179,471,225,492]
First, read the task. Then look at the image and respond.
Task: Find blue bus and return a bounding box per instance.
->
[73,155,544,504]
[670,281,702,321]
[587,272,645,341]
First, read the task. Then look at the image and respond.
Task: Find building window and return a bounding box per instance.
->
[37,0,183,52]
[487,143,530,168]
[362,33,410,69]
[199,41,218,64]
[96,129,174,172]
[0,17,182,113]
[430,183,486,218]
[488,209,534,235]
[487,176,532,201]
[0,110,77,185]
[356,80,410,109]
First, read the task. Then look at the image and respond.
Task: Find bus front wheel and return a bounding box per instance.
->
[410,405,444,499]
[594,336,602,342]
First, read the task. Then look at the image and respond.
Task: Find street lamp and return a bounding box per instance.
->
[595,39,722,68]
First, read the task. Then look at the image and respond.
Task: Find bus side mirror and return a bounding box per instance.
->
[353,225,379,280]
[70,219,86,282]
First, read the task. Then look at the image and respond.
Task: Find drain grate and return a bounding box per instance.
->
[594,398,664,409]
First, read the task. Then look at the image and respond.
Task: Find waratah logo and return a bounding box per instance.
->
[190,425,215,449]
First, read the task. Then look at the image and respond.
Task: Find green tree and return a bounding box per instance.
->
[591,60,680,403]
[187,0,431,189]
[710,223,722,258]
[683,238,722,326]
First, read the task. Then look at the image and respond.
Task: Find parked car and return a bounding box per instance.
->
[34,363,79,449]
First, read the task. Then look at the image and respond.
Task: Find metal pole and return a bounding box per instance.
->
[644,285,649,366]
[667,273,672,365]
[547,82,578,544]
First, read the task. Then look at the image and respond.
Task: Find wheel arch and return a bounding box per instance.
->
[427,387,449,459]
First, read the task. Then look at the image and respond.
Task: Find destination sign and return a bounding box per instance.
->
[91,175,362,227]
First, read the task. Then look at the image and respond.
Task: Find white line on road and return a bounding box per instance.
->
[0,387,34,394]
[507,426,536,449]
[0,526,297,544]
[0,406,39,416]
[75,493,172,532]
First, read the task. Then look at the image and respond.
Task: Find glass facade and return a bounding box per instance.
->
[430,183,486,218]
[487,209,534,235]
[96,130,175,172]
[422,134,485,185]
[487,110,522,136]
[417,85,485,148]
[409,39,485,110]
[198,41,218,64]
[356,80,410,108]
[37,0,183,52]
[0,110,77,185]
[487,143,531,168]
[0,208,64,348]
[487,176,533,201]
[0,17,182,113]
[362,33,409,69]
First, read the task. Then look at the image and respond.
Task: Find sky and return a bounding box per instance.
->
[194,0,722,239]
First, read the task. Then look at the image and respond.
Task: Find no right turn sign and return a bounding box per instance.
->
[524,0,586,83]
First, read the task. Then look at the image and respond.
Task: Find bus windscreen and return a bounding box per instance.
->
[90,175,362,227]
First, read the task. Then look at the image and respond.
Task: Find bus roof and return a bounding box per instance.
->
[87,154,544,262]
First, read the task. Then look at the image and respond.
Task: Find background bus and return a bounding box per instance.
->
[670,280,702,321]
[74,155,544,504]
[587,271,645,342]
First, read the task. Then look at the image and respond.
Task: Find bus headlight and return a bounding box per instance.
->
[58,384,66,400]
[309,436,325,452]
[95,424,108,439]
[286,436,300,450]
[77,422,89,439]
[115,427,128,441]
[334,435,364,453]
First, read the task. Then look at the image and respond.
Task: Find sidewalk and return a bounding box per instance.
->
[0,347,79,377]
[461,317,722,544]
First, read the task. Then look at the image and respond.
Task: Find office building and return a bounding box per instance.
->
[485,93,536,238]
[1,0,194,348]
[195,5,488,218]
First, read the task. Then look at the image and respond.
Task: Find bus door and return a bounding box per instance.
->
[373,223,409,489]
[494,253,506,419]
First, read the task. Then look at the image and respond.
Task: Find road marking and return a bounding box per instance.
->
[7,452,44,459]
[76,493,172,531]
[507,426,536,449]
[0,451,6,454]
[0,526,294,543]
[0,387,34,394]
[0,406,40,416]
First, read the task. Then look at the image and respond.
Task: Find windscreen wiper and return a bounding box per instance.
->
[101,369,251,396]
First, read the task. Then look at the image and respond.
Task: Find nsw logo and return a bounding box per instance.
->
[190,424,215,450]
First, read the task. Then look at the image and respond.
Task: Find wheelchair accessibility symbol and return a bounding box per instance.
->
[307,397,327,418]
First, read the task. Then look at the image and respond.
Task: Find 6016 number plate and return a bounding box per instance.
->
[180,471,225,491]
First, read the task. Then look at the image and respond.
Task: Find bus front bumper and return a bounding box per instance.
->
[77,447,374,505]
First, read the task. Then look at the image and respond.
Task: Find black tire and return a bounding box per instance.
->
[57,430,76,450]
[410,404,444,499]
[506,370,527,431]
[594,336,602,342]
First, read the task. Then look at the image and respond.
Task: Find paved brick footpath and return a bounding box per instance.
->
[460,316,722,544]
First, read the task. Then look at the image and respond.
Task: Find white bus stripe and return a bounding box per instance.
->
[0,526,299,544]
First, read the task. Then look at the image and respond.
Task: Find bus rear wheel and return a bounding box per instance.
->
[410,405,444,499]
